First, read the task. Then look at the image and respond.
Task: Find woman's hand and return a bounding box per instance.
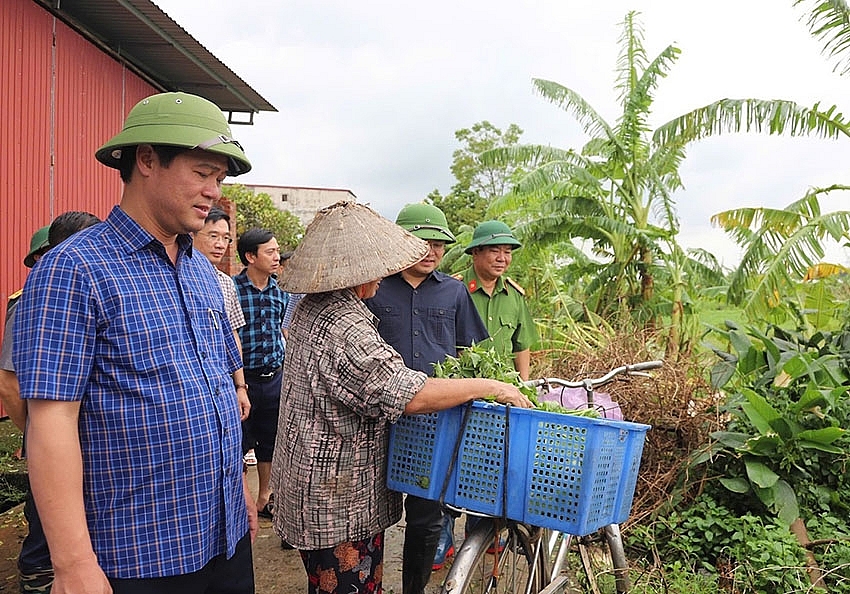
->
[487,380,533,408]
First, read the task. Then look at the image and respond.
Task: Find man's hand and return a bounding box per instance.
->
[53,556,112,594]
[236,386,250,421]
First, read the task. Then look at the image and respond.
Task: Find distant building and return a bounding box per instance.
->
[237,184,357,227]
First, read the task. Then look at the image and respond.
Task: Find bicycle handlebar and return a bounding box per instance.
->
[523,359,663,390]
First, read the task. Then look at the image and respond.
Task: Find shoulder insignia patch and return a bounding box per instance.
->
[451,273,464,282]
[7,289,22,301]
[505,277,525,295]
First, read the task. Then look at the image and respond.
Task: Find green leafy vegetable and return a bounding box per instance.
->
[535,400,600,417]
[434,343,597,416]
[434,343,537,401]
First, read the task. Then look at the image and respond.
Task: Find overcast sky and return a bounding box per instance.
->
[152,0,850,267]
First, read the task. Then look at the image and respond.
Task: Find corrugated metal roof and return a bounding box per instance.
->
[33,0,276,117]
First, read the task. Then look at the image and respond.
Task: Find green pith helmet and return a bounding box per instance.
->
[24,225,50,268]
[464,220,522,254]
[95,92,251,176]
[395,203,456,243]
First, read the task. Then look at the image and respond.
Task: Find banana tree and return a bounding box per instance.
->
[481,11,850,354]
[712,186,850,320]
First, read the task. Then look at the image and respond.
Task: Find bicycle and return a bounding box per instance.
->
[436,360,662,594]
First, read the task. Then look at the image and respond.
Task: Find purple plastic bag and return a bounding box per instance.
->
[539,387,623,420]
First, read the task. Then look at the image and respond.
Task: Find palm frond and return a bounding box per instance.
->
[793,0,850,75]
[531,79,619,144]
[722,206,850,314]
[479,144,574,170]
[653,99,850,148]
[619,43,682,162]
[712,184,850,237]
[614,11,648,110]
[804,262,850,279]
[684,248,728,285]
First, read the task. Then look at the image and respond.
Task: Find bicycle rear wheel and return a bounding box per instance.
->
[441,519,550,594]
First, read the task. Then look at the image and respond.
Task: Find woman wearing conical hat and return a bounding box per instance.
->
[269,201,532,594]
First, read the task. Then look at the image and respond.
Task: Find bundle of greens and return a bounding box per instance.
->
[434,343,598,417]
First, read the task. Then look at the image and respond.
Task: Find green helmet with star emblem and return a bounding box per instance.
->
[464,220,522,254]
[96,92,251,176]
[395,203,456,243]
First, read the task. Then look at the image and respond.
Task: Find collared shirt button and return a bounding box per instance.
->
[414,330,420,336]
[414,352,420,358]
[413,308,419,315]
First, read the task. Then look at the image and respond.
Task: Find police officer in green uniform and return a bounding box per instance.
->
[457,220,538,380]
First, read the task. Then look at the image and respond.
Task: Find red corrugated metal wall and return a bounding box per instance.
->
[53,25,153,215]
[0,0,158,416]
[0,0,52,306]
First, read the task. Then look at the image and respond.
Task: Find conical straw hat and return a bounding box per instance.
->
[279,201,429,293]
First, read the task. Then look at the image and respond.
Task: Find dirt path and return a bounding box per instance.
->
[247,465,450,593]
[250,513,424,594]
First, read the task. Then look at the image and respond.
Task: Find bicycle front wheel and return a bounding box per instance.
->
[556,524,630,594]
[441,519,550,594]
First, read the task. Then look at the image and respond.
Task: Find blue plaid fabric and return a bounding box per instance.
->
[13,206,248,579]
[282,292,304,331]
[232,270,287,371]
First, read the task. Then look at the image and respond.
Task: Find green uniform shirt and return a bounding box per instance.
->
[459,267,538,359]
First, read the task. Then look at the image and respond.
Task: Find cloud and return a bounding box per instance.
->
[153,0,850,263]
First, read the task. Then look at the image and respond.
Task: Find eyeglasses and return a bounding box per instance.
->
[197,231,232,244]
[426,241,446,253]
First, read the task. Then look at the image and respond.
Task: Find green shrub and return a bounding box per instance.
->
[629,493,814,593]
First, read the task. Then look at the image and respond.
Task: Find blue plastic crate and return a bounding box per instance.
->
[518,407,649,534]
[388,401,650,536]
[443,403,524,520]
[386,407,462,500]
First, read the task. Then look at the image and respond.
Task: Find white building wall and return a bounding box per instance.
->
[241,184,357,227]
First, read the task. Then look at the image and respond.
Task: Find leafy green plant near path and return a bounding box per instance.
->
[684,321,850,591]
[708,384,845,525]
[630,492,812,593]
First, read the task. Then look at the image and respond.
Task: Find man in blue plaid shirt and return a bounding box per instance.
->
[233,229,288,520]
[13,92,257,593]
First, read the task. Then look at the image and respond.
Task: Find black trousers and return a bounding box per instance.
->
[19,487,51,573]
[402,495,444,594]
[109,532,254,594]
